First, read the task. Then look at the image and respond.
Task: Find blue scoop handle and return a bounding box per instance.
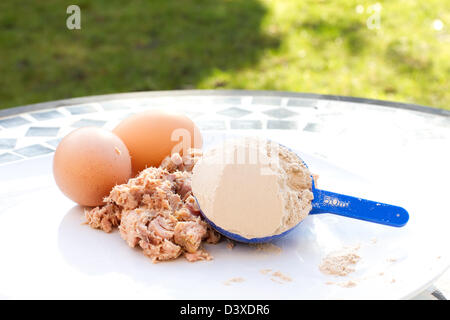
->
[310,188,409,227]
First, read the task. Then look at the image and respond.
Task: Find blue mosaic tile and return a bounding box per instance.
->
[0,138,17,149]
[0,152,23,164]
[66,104,98,115]
[212,97,242,105]
[263,107,298,119]
[0,116,31,128]
[135,99,172,108]
[287,98,317,108]
[176,97,208,105]
[230,120,262,130]
[101,101,132,111]
[71,119,107,128]
[252,97,282,106]
[267,120,298,130]
[218,107,251,118]
[303,123,321,132]
[26,127,59,137]
[46,138,62,148]
[30,110,64,121]
[196,120,226,130]
[14,144,54,158]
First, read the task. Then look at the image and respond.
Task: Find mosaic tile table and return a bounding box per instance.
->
[0,90,449,299]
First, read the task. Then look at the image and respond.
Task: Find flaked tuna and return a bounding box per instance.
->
[85,149,220,263]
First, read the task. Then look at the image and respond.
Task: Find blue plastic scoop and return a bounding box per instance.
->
[196,149,409,244]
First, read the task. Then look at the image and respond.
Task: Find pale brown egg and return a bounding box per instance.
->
[53,127,132,207]
[113,110,203,174]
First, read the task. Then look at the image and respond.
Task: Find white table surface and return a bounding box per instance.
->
[0,90,448,299]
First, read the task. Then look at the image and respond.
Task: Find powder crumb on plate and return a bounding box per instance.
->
[319,245,361,276]
[272,271,292,282]
[260,269,292,283]
[270,278,283,284]
[325,280,358,288]
[338,280,358,288]
[260,269,273,275]
[224,277,245,286]
[370,237,377,244]
[387,258,397,263]
[250,243,282,254]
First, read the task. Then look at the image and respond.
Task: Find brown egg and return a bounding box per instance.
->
[53,127,132,207]
[113,110,203,173]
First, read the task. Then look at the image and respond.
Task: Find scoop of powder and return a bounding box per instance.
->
[191,137,314,239]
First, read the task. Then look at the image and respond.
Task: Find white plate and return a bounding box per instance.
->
[0,131,449,299]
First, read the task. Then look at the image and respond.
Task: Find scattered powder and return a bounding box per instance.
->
[338,280,358,288]
[260,269,292,284]
[272,271,292,282]
[250,243,283,254]
[326,280,358,288]
[224,277,245,286]
[321,243,405,288]
[270,278,283,284]
[260,269,273,275]
[370,238,377,244]
[319,246,361,276]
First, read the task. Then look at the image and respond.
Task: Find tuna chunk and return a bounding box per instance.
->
[184,249,213,262]
[140,239,182,263]
[84,203,121,233]
[205,226,221,244]
[107,184,142,210]
[174,221,207,253]
[160,149,203,173]
[148,215,177,240]
[119,209,143,247]
[185,195,201,216]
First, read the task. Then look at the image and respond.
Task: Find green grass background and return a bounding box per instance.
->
[0,0,449,110]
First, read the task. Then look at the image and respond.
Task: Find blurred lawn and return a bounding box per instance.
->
[0,0,449,110]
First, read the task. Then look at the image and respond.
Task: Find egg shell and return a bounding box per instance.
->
[113,110,202,173]
[53,127,132,207]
